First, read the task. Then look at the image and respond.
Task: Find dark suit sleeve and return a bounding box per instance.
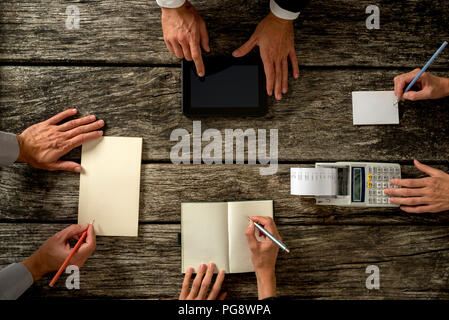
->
[273,0,309,13]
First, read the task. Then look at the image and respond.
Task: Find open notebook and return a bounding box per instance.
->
[181,200,273,274]
[78,136,142,237]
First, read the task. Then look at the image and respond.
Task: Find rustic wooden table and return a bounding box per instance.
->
[1,0,449,300]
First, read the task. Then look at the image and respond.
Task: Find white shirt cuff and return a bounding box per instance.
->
[270,0,300,20]
[156,0,186,8]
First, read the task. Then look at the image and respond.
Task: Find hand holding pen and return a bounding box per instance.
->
[394,41,447,104]
[245,216,286,300]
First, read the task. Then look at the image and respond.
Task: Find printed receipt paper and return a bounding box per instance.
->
[78,136,142,237]
[352,91,399,125]
[290,168,338,196]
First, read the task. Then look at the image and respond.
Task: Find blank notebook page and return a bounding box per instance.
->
[227,200,273,273]
[78,136,142,237]
[181,202,230,273]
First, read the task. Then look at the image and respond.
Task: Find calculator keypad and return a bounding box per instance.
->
[366,165,400,206]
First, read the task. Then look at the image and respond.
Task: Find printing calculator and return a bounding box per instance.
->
[314,162,401,207]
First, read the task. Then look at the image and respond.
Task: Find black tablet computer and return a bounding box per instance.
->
[182,57,267,117]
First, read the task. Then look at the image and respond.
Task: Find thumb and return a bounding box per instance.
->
[78,225,97,259]
[232,38,256,58]
[60,224,89,241]
[218,292,227,300]
[402,88,431,101]
[245,221,258,249]
[414,159,443,177]
[47,161,82,173]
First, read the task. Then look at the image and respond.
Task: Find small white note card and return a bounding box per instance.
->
[352,91,399,125]
[78,136,143,237]
[290,168,338,196]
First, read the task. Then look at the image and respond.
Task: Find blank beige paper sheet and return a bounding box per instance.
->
[78,136,143,237]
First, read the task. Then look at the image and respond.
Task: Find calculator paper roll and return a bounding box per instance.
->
[290,168,338,196]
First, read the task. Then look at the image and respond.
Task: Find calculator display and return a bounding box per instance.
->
[352,168,363,201]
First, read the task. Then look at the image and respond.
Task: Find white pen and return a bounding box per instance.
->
[248,217,290,253]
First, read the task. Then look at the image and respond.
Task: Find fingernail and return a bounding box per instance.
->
[90,115,96,121]
[74,167,82,173]
[72,108,77,113]
[201,264,207,271]
[282,88,287,94]
[98,120,104,126]
[208,262,214,269]
[198,72,204,77]
[98,131,104,136]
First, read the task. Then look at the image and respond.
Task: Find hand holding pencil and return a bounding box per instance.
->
[22,224,96,283]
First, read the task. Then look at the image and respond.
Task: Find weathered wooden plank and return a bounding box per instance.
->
[1,1,449,67]
[1,66,449,162]
[1,223,449,299]
[1,164,449,224]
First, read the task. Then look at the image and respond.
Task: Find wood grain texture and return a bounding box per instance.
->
[1,223,449,299]
[2,66,449,162]
[2,163,449,225]
[1,1,449,67]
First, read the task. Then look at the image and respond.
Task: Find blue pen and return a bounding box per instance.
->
[395,41,448,104]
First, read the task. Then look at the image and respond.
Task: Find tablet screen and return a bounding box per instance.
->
[190,65,260,108]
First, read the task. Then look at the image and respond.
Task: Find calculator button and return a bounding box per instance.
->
[368,174,372,181]
[376,175,382,180]
[389,167,394,173]
[376,198,382,204]
[394,168,400,174]
[382,197,388,204]
[367,182,372,188]
[383,182,388,188]
[376,182,382,188]
[368,167,373,174]
[377,190,383,196]
[383,167,388,173]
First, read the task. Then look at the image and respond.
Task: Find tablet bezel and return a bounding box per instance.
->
[182,57,267,117]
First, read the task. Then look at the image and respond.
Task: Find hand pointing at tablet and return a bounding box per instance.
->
[160,1,209,77]
[233,13,299,101]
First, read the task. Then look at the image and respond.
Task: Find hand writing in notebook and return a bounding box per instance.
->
[179,262,226,300]
[246,216,280,300]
